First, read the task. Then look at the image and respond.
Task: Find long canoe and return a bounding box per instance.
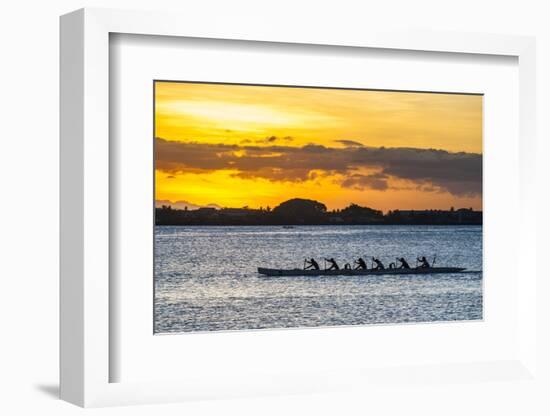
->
[257,266,466,277]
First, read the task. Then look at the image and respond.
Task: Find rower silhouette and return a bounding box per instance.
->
[325,258,340,270]
[417,256,430,268]
[304,258,320,270]
[372,257,385,270]
[397,257,411,269]
[354,257,367,270]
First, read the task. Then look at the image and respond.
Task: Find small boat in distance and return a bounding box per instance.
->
[257,266,466,277]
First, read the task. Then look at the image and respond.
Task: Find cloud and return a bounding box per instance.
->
[340,173,389,191]
[334,139,364,147]
[255,135,294,144]
[155,138,482,196]
[350,146,482,195]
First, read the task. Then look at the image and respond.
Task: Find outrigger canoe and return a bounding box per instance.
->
[257,266,466,277]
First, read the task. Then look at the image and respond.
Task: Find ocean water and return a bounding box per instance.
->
[154,225,482,333]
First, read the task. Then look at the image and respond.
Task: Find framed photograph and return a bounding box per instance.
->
[60,8,538,407]
[152,80,483,334]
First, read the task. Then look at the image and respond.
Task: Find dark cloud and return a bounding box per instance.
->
[256,135,294,144]
[155,138,482,196]
[334,139,364,147]
[352,146,482,195]
[340,173,389,191]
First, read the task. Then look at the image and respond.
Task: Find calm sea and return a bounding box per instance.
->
[154,225,482,333]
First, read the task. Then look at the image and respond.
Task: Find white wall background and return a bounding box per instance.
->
[0,0,548,414]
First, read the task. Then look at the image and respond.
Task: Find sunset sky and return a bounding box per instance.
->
[155,81,482,212]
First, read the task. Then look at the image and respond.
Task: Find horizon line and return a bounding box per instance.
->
[155,199,482,213]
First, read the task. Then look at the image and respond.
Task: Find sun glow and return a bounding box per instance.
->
[156,100,328,129]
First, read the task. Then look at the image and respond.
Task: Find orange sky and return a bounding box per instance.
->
[155,81,482,212]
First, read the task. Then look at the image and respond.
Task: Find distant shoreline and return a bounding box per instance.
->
[156,198,482,226]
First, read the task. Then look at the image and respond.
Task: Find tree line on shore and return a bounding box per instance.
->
[155,198,482,226]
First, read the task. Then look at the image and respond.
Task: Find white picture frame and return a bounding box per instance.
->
[60,7,538,407]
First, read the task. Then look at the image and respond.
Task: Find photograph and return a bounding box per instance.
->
[154,81,483,334]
